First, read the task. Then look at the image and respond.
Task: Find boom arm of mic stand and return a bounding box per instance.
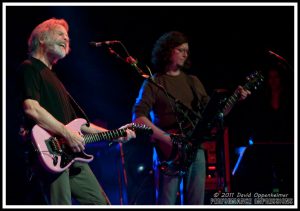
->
[131,63,151,79]
[107,47,152,79]
[107,47,126,62]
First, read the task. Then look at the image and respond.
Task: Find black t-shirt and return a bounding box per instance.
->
[17,57,79,130]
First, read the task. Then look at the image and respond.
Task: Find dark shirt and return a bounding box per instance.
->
[132,71,210,131]
[17,57,78,130]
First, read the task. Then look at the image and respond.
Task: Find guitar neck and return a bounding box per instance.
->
[222,90,240,114]
[83,128,127,144]
[222,83,252,114]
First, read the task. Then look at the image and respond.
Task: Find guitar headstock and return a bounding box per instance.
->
[130,123,153,136]
[244,70,264,92]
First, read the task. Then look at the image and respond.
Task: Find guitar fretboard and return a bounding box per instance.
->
[82,123,153,144]
[222,72,263,115]
[83,129,127,144]
[222,90,240,115]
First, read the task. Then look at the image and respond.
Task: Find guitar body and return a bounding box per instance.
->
[31,118,93,173]
[155,130,200,176]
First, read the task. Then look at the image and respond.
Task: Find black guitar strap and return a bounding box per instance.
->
[186,75,205,115]
[56,77,91,127]
[66,91,91,127]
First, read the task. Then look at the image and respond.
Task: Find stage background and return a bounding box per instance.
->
[4,4,295,205]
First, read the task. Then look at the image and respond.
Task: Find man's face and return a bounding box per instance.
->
[170,43,189,68]
[44,24,70,60]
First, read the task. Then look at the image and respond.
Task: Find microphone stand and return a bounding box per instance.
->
[106,42,152,79]
[215,111,227,192]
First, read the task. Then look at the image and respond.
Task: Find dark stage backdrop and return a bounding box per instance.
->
[5,4,295,205]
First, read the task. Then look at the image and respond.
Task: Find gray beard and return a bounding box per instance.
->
[46,41,67,59]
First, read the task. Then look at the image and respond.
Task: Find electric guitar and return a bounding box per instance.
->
[31,118,153,173]
[158,71,264,176]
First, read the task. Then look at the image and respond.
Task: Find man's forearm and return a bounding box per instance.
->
[23,99,69,138]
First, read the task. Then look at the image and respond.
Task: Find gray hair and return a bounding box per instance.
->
[28,18,69,55]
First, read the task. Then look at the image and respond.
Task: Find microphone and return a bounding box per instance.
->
[267,50,288,63]
[267,49,293,71]
[90,40,120,47]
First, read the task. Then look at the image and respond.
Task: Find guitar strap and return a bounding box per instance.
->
[166,75,203,161]
[56,77,91,127]
[66,91,91,127]
[186,75,204,114]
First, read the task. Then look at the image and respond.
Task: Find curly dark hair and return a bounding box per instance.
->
[151,31,191,73]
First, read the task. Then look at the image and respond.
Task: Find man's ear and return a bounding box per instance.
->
[39,33,48,45]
